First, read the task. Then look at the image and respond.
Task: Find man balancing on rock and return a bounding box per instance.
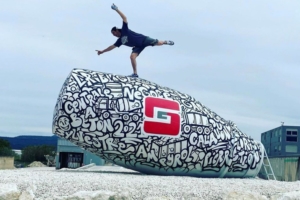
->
[95,4,174,78]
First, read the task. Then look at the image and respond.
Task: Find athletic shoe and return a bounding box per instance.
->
[128,73,139,78]
[164,40,174,45]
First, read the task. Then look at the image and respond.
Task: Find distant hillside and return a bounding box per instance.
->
[0,135,59,150]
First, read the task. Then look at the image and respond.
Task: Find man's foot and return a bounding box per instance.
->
[128,73,139,78]
[164,40,174,45]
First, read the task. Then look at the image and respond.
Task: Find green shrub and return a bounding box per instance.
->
[21,145,55,163]
[0,139,14,157]
[0,138,11,149]
[0,147,14,156]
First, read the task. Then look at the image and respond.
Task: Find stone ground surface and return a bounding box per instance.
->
[0,166,300,200]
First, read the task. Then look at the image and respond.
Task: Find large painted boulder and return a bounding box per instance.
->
[52,68,264,178]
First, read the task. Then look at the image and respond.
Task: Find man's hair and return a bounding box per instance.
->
[111,26,121,32]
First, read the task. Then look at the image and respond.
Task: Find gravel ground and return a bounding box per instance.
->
[0,166,300,200]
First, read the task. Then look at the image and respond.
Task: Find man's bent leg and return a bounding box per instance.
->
[156,41,164,46]
[157,40,174,45]
[143,37,174,46]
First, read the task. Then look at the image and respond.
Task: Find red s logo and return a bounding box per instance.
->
[142,97,181,137]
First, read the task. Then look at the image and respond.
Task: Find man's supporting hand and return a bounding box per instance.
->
[111,3,118,11]
[95,50,103,55]
[95,45,116,56]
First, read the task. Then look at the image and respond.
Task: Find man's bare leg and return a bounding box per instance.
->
[130,53,138,75]
[156,40,174,46]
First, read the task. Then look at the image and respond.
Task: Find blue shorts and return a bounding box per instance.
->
[132,37,158,55]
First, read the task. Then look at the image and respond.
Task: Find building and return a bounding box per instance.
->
[55,137,105,169]
[260,125,300,181]
[261,125,299,157]
[0,135,58,150]
[0,135,105,169]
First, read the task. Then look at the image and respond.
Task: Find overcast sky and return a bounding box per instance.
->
[0,0,299,141]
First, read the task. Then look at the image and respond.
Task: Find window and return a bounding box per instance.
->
[261,133,267,141]
[286,136,297,142]
[287,130,298,135]
[286,145,298,153]
[264,133,266,140]
[292,131,298,136]
[286,129,298,142]
[278,145,281,152]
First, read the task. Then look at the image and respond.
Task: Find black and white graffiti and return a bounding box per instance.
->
[52,68,264,178]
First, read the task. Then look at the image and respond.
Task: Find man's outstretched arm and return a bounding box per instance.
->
[111,3,127,23]
[95,45,116,55]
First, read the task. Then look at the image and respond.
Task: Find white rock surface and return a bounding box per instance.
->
[270,191,300,200]
[19,185,36,200]
[223,191,268,200]
[0,166,299,200]
[55,190,130,200]
[0,183,20,200]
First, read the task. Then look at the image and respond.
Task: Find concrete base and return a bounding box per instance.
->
[259,157,300,181]
[0,157,15,169]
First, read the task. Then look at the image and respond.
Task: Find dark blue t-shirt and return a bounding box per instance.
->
[114,22,147,47]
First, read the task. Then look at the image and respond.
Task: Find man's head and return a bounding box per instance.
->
[111,27,121,38]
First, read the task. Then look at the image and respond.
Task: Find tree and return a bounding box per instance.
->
[0,138,14,156]
[0,138,10,149]
[21,145,56,163]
